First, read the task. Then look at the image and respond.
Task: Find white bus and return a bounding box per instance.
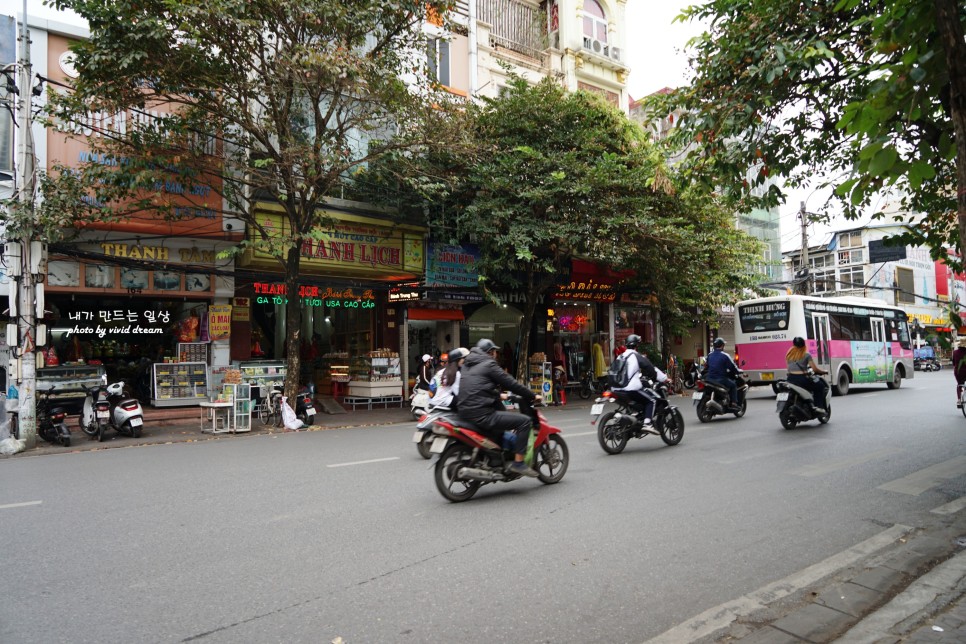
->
[734,295,914,395]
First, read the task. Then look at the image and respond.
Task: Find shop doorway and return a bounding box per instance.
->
[467,304,524,373]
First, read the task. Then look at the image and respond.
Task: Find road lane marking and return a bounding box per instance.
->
[792,447,904,477]
[643,524,913,644]
[567,430,597,437]
[0,501,42,510]
[712,439,833,464]
[327,457,400,468]
[931,495,966,515]
[877,455,966,496]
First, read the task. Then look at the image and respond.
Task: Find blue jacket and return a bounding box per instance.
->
[706,348,739,383]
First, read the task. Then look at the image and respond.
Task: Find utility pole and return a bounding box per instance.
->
[9,0,38,449]
[798,201,810,295]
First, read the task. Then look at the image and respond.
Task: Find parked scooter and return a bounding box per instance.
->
[36,388,72,447]
[577,370,607,400]
[79,381,113,442]
[106,381,145,438]
[428,394,569,502]
[693,370,750,422]
[409,386,430,420]
[775,376,831,429]
[294,385,316,426]
[683,360,703,390]
[592,379,685,454]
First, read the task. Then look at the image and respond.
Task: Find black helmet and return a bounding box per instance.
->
[793,336,806,348]
[713,337,726,349]
[625,334,642,349]
[476,338,498,354]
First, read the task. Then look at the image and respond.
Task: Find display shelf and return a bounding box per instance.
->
[237,361,287,401]
[177,342,208,363]
[208,383,251,433]
[528,360,553,404]
[152,362,208,407]
[37,364,106,410]
[348,353,402,398]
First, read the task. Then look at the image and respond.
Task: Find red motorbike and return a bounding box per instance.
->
[428,395,569,502]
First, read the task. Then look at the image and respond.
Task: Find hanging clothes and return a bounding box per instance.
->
[592,342,607,378]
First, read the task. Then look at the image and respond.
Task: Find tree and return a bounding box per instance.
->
[646,0,966,267]
[42,0,460,399]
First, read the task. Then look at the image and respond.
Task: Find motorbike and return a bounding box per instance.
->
[578,370,607,400]
[79,381,113,442]
[36,388,72,447]
[412,405,452,459]
[693,370,750,422]
[592,379,685,454]
[776,376,831,429]
[105,381,145,438]
[683,360,702,389]
[922,358,942,372]
[294,385,316,426]
[428,394,569,502]
[410,386,430,420]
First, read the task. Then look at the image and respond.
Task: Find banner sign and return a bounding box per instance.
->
[425,243,479,288]
[208,305,232,340]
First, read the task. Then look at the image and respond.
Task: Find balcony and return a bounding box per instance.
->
[477,0,546,60]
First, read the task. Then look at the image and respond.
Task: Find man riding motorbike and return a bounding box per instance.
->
[706,337,740,412]
[611,334,660,432]
[456,339,539,478]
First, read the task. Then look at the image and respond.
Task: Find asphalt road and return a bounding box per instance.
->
[2,371,965,643]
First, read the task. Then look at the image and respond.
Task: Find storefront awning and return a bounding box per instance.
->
[408,308,465,321]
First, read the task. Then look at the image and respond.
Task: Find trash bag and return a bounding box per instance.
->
[0,437,25,455]
[280,396,306,430]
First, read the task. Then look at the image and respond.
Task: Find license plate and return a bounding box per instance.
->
[590,403,603,416]
[430,437,448,454]
[96,411,110,418]
[305,407,316,416]
[776,392,788,402]
[412,430,425,443]
[130,417,143,426]
[762,372,774,381]
[692,392,702,400]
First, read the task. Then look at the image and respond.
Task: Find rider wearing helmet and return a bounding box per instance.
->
[706,337,741,411]
[611,334,660,432]
[457,338,540,477]
[786,337,829,411]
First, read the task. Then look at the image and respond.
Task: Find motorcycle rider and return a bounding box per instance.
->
[611,334,660,432]
[429,348,467,410]
[706,337,741,411]
[415,354,434,392]
[786,336,829,412]
[457,339,540,478]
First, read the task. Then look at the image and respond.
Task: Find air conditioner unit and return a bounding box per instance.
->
[609,46,621,62]
[590,39,604,54]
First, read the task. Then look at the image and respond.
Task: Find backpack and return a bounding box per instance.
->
[607,353,632,389]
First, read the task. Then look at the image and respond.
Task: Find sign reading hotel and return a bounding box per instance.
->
[244,209,425,280]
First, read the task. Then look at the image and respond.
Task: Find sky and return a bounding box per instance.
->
[622,1,854,253]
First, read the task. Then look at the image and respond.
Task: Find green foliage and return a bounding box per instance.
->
[647,0,966,267]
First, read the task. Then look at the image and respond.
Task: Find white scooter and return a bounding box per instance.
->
[409,386,430,421]
[106,381,145,438]
[79,382,113,442]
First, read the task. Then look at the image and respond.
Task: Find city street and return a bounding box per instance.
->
[2,371,965,643]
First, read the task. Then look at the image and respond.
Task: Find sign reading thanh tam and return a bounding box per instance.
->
[243,206,425,280]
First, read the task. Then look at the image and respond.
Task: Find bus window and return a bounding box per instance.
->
[805,312,814,339]
[737,301,789,333]
[855,316,872,341]
[897,320,911,349]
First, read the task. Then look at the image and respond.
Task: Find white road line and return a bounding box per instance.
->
[0,501,42,510]
[877,455,966,496]
[326,457,400,468]
[712,439,833,465]
[643,524,913,644]
[792,447,904,477]
[567,430,598,437]
[931,495,966,515]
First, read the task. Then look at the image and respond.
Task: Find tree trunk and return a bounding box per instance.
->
[934,0,966,264]
[283,245,303,402]
[515,270,538,384]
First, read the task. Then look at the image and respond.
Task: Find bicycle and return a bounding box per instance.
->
[257,385,283,427]
[666,355,685,395]
[959,385,966,419]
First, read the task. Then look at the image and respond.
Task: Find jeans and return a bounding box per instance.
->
[463,410,532,456]
[788,374,826,406]
[708,378,738,406]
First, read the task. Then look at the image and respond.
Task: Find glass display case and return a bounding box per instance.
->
[213,383,251,433]
[528,360,553,404]
[177,342,208,363]
[152,362,209,407]
[237,361,286,403]
[37,363,107,411]
[348,353,402,397]
[318,353,350,396]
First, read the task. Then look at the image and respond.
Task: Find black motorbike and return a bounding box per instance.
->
[776,376,831,429]
[79,383,113,442]
[36,388,72,447]
[593,380,685,454]
[294,385,316,426]
[578,370,607,400]
[694,371,750,422]
[683,361,702,389]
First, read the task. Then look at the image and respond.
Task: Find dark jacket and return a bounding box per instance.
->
[456,348,535,419]
[706,348,739,382]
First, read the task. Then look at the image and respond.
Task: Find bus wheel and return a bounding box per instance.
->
[886,367,902,390]
[833,370,850,396]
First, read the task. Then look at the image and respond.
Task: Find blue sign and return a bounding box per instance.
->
[425,243,479,288]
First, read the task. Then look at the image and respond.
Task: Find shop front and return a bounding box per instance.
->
[237,202,426,401]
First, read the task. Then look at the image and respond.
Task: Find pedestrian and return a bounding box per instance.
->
[953,338,966,407]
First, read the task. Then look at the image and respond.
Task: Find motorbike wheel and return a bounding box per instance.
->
[660,408,685,446]
[298,412,315,427]
[97,423,106,442]
[696,399,714,423]
[79,415,99,438]
[535,435,569,484]
[578,383,592,400]
[58,425,71,447]
[416,431,435,459]
[128,421,141,439]
[597,411,628,454]
[817,405,831,424]
[434,443,481,502]
[411,407,424,421]
[779,405,798,430]
[733,398,747,418]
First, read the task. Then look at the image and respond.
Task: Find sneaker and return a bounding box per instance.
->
[507,461,539,478]
[641,419,659,434]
